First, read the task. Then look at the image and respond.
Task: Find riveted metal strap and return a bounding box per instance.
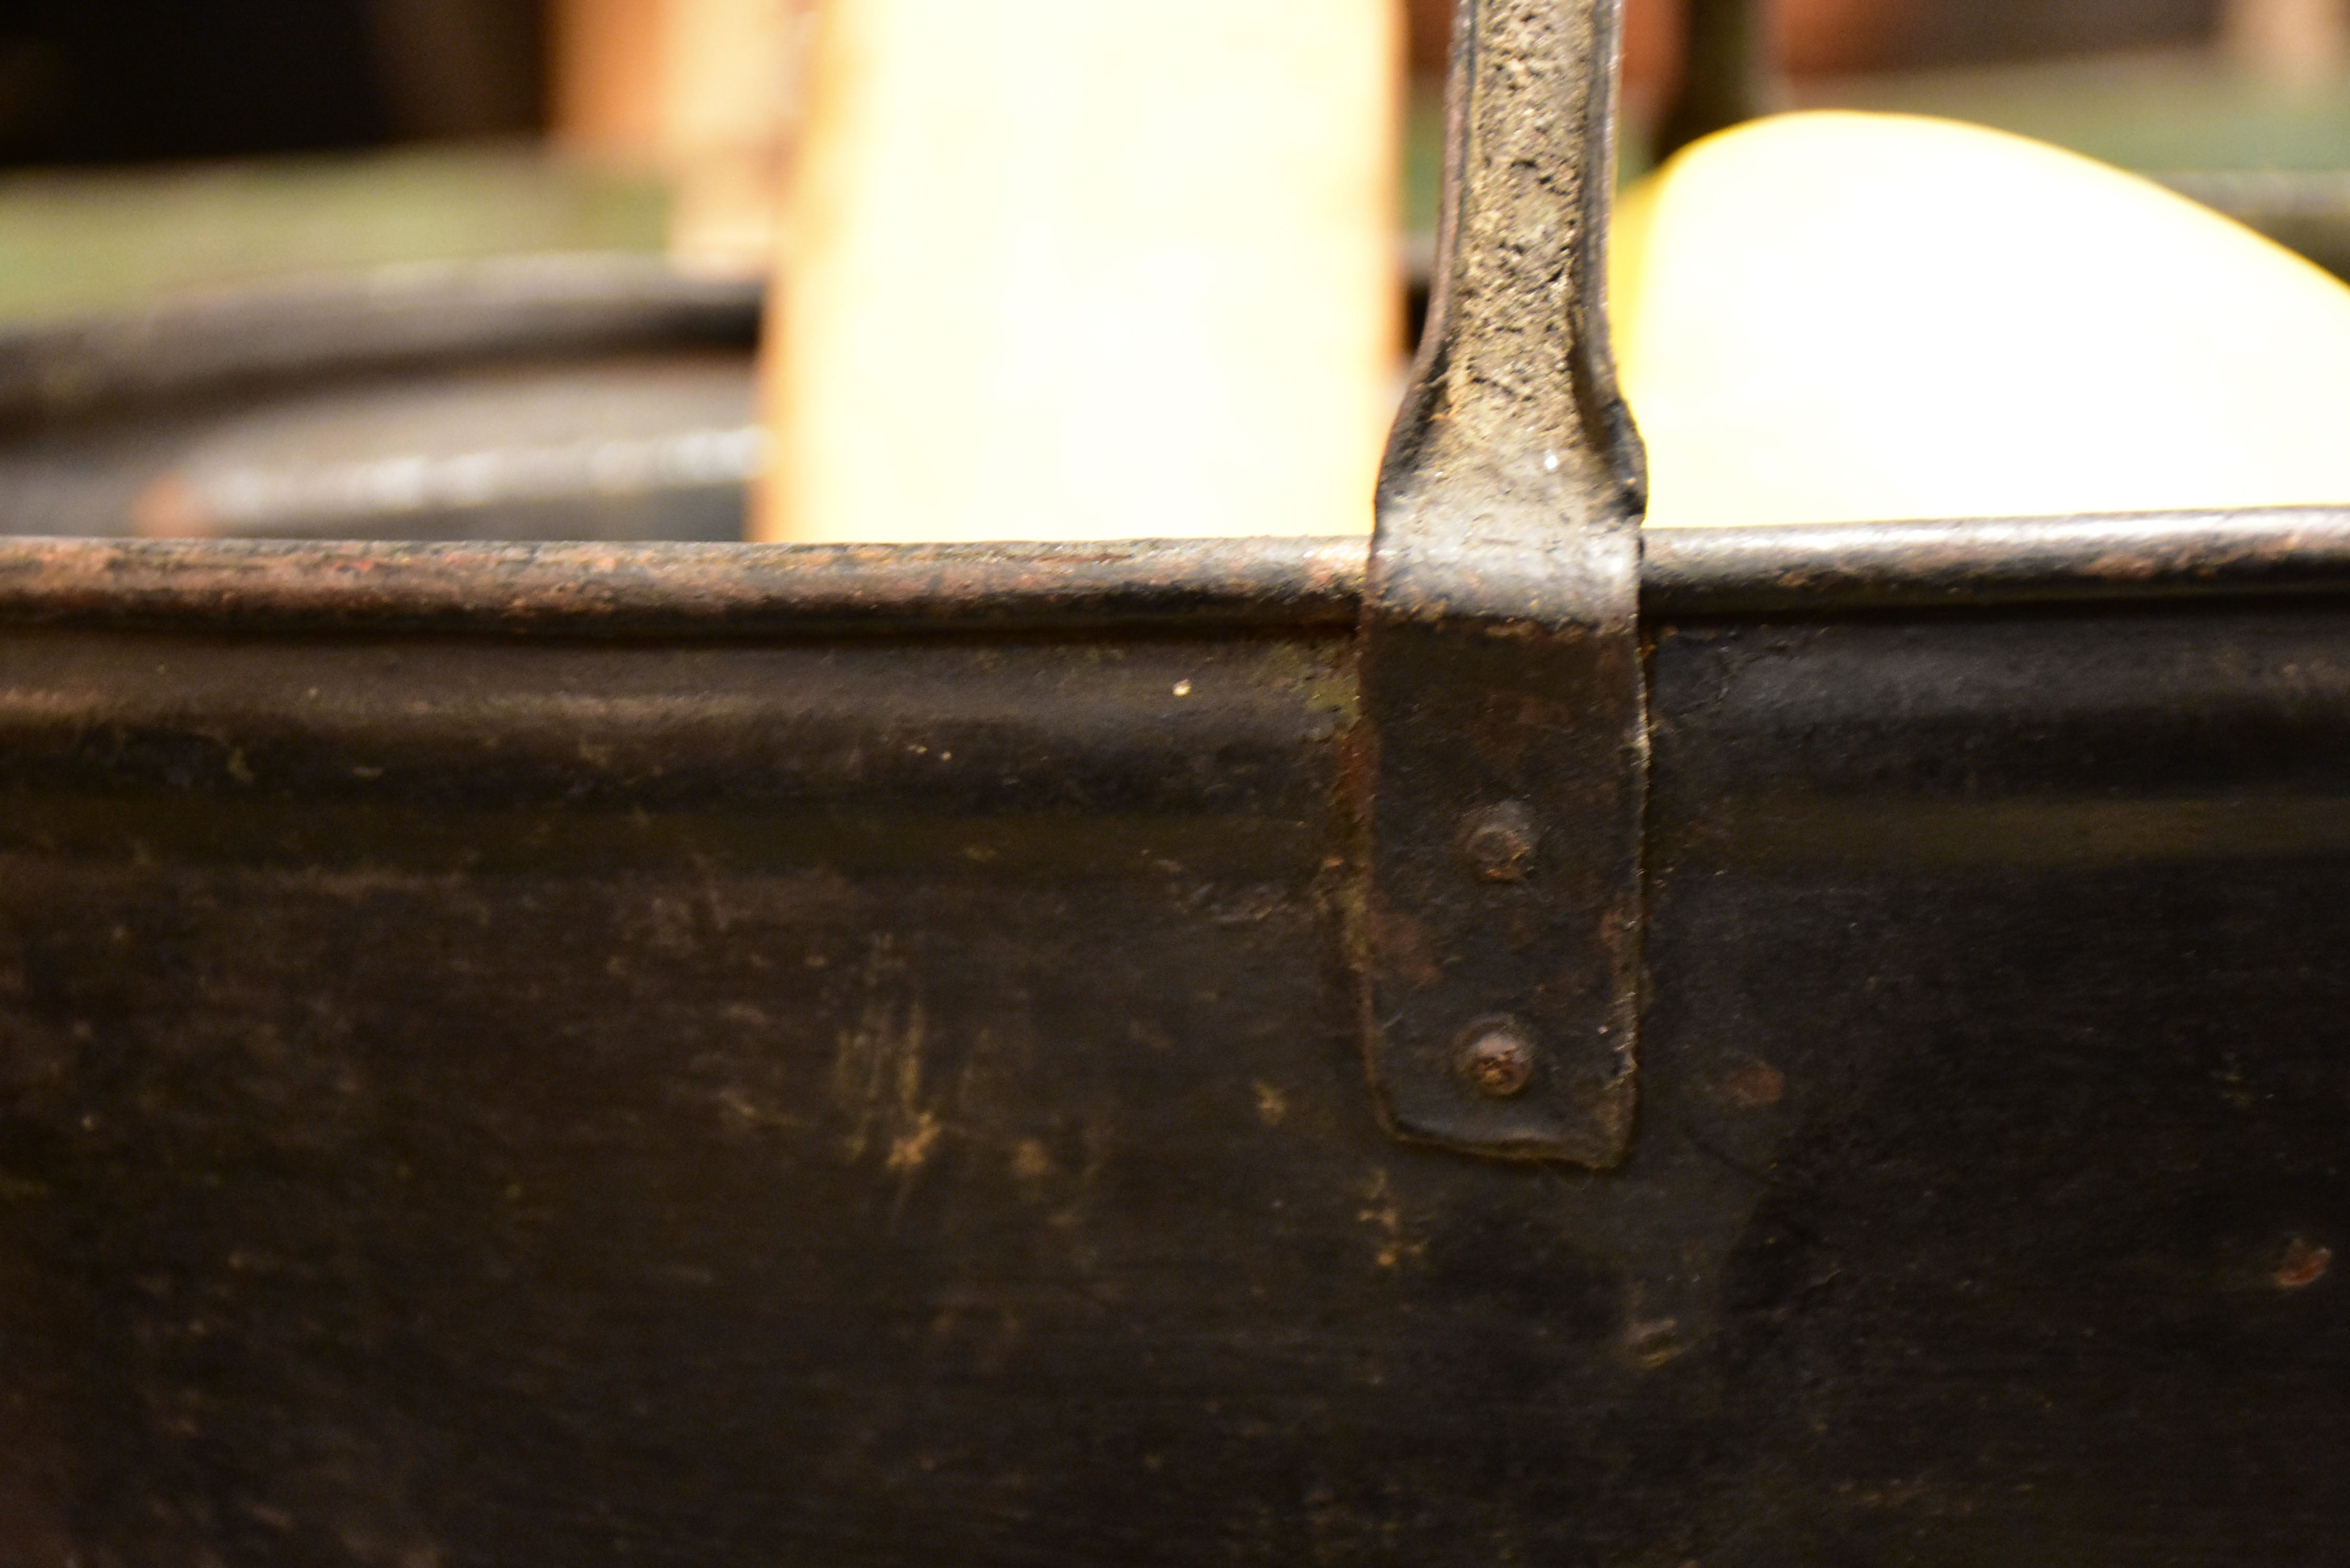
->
[1353,0,1649,1166]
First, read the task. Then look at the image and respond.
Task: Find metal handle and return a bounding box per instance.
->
[1353,0,1648,1165]
[1384,0,1643,530]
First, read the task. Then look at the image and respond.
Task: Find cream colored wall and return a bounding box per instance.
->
[758,0,1401,542]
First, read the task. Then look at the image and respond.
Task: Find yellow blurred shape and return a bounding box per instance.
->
[763,0,1398,543]
[1612,111,2350,528]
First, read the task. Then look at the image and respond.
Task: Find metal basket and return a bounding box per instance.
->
[1,1,2346,1561]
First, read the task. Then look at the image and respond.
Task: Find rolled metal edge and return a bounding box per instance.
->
[4,509,2350,637]
[1640,508,2350,615]
[0,536,1370,636]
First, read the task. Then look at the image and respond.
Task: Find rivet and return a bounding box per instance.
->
[1461,800,1538,882]
[1457,1023,1535,1098]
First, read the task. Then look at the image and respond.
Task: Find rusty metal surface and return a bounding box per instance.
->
[0,536,1368,636]
[4,498,2350,1564]
[0,611,1357,1566]
[10,510,2350,639]
[2,558,2349,1563]
[1354,0,1648,1165]
[1,1,2348,1541]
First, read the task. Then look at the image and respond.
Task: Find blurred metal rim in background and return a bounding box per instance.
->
[0,253,761,544]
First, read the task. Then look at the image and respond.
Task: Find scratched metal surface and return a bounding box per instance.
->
[0,551,2344,1563]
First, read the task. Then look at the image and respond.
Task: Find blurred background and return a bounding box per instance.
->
[4,0,2345,309]
[1,0,2346,541]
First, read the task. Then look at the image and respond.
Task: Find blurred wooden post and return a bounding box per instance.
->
[551,0,812,274]
[550,0,667,160]
[2225,0,2350,88]
[1656,0,1782,160]
[759,0,1401,543]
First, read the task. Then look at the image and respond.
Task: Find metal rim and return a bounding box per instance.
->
[4,509,2350,636]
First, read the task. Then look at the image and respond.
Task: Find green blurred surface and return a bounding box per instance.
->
[1799,51,2350,173]
[0,143,667,324]
[1404,87,1445,245]
[5,54,2350,329]
[1404,51,2350,242]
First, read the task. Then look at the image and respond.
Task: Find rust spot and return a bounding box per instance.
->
[885,1112,943,1173]
[1252,1082,1289,1127]
[1624,1317,1688,1370]
[1334,720,1378,833]
[2277,1238,2332,1290]
[1356,1169,1424,1270]
[1723,1061,1785,1109]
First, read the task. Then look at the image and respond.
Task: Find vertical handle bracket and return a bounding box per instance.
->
[1354,0,1649,1166]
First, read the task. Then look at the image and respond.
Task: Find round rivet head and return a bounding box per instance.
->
[1461,801,1539,882]
[1457,1023,1536,1099]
